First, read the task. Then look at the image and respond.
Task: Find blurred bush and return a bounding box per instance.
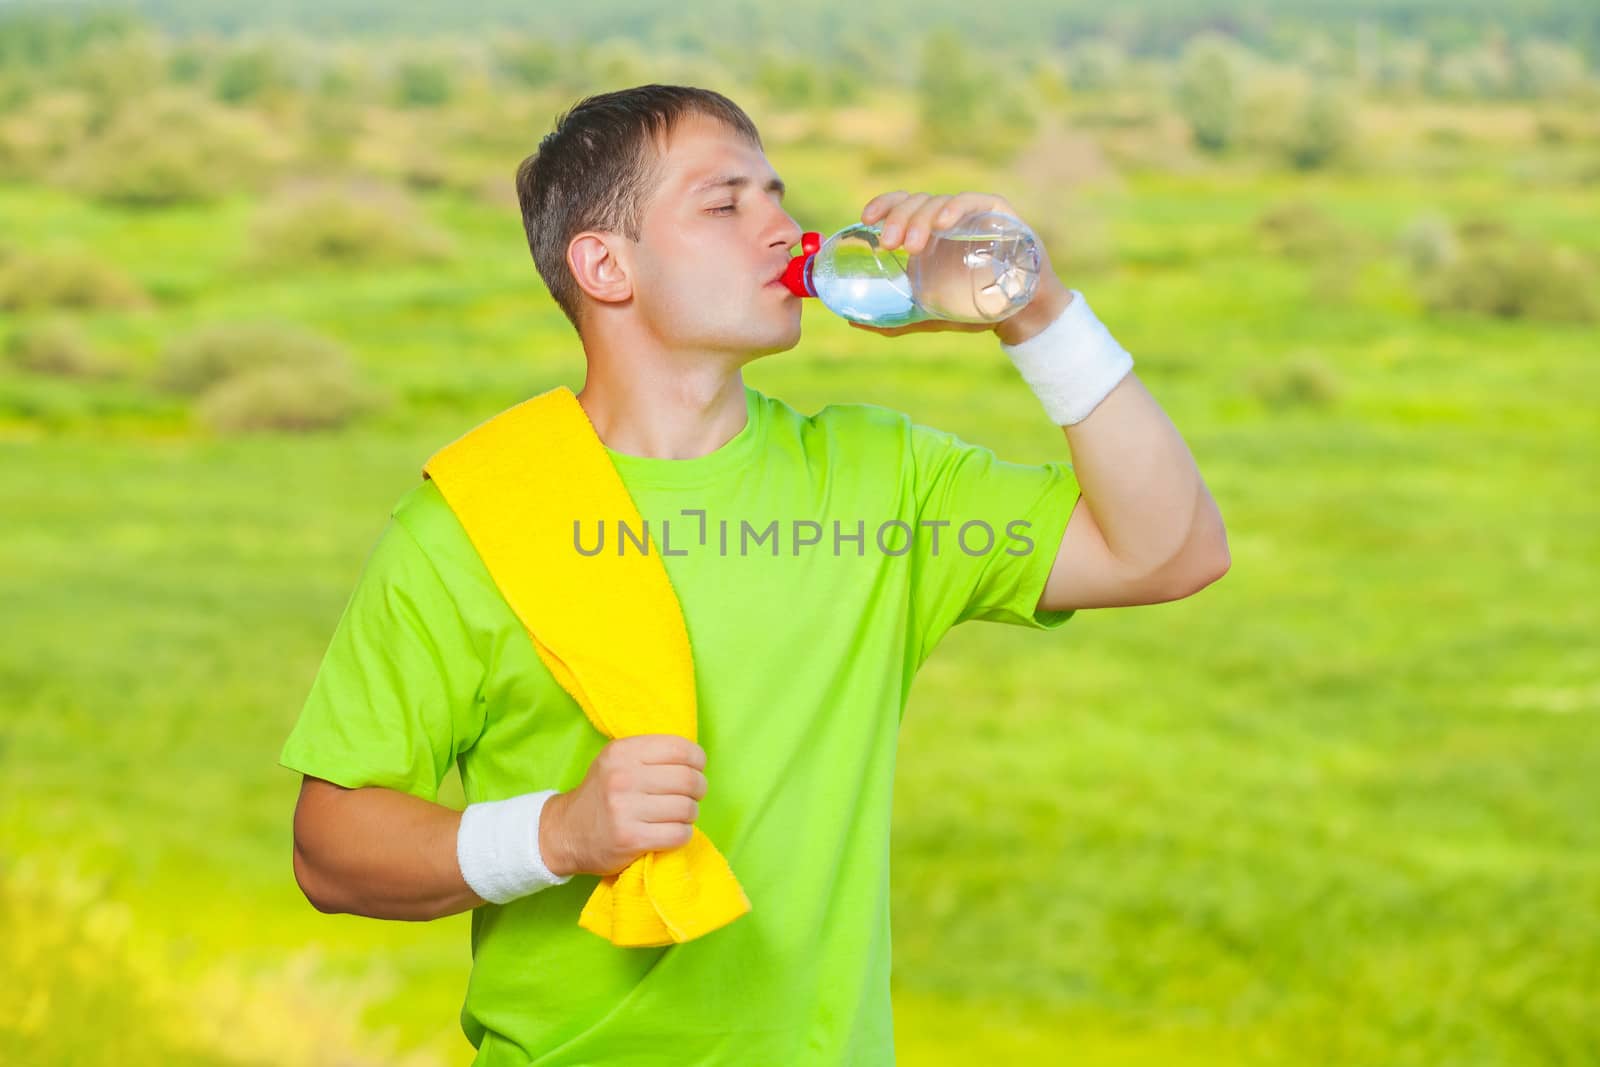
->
[1532,112,1583,145]
[155,320,385,434]
[1244,353,1343,410]
[155,320,349,394]
[3,318,124,380]
[0,860,210,1065]
[0,857,437,1065]
[53,88,294,206]
[1396,213,1461,274]
[245,177,455,269]
[1400,214,1597,323]
[196,361,382,433]
[0,246,149,312]
[0,90,96,181]
[1420,235,1597,323]
[1255,200,1354,258]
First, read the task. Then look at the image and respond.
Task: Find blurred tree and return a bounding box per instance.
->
[0,69,30,110]
[1175,32,1248,153]
[1376,37,1430,98]
[0,7,142,73]
[69,31,166,121]
[576,37,650,91]
[755,50,822,111]
[1515,40,1588,99]
[1296,29,1345,79]
[214,40,297,105]
[1065,38,1126,93]
[916,27,1037,165]
[823,61,866,107]
[1285,79,1356,170]
[1430,39,1514,98]
[830,34,895,91]
[0,90,95,181]
[316,45,379,102]
[166,37,211,84]
[494,34,563,89]
[393,55,455,107]
[1025,53,1072,112]
[55,88,291,206]
[917,27,980,155]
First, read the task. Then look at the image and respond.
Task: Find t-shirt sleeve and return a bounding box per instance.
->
[279,508,488,802]
[906,420,1082,668]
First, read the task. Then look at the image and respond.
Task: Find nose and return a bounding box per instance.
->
[770,207,803,252]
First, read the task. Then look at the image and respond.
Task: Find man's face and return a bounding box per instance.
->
[624,112,804,362]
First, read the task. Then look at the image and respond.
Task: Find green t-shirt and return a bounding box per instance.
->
[280,384,1080,1065]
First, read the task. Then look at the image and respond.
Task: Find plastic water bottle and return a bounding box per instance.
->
[780,210,1042,327]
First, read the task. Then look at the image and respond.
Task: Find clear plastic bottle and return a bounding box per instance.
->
[780,210,1042,327]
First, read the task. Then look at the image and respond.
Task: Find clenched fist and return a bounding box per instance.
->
[539,734,709,878]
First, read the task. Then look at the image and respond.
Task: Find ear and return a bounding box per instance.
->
[568,233,633,307]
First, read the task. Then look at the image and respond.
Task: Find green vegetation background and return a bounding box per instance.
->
[1,5,1597,1064]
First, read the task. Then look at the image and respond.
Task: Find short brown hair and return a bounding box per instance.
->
[514,84,764,336]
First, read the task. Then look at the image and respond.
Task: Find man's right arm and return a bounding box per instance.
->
[290,735,707,922]
[290,775,574,922]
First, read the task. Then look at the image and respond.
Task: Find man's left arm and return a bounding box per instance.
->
[855,188,1231,611]
[997,284,1232,611]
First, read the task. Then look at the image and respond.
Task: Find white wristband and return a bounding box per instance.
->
[456,789,572,905]
[999,289,1134,426]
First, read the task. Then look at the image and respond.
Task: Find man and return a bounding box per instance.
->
[282,84,1229,1065]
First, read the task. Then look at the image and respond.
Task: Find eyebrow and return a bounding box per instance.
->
[689,173,787,201]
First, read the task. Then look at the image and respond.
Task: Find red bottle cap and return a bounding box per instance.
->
[781,232,822,297]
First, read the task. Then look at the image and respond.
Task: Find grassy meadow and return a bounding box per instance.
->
[2,28,1599,1067]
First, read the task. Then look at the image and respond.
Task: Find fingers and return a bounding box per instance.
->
[849,318,995,337]
[640,793,699,825]
[635,734,706,770]
[926,192,1007,236]
[900,198,958,255]
[875,192,935,251]
[861,189,910,224]
[864,191,1017,254]
[639,764,707,800]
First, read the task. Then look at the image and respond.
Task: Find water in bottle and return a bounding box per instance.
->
[780,210,1042,328]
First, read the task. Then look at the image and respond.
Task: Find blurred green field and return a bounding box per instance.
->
[3,59,1599,1067]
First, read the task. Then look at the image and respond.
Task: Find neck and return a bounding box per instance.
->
[576,359,749,461]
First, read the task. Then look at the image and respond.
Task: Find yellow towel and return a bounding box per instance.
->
[420,385,751,947]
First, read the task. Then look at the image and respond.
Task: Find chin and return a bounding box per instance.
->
[747,319,803,359]
[717,303,798,358]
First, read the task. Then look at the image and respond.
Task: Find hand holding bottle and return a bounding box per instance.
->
[781,189,1068,336]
